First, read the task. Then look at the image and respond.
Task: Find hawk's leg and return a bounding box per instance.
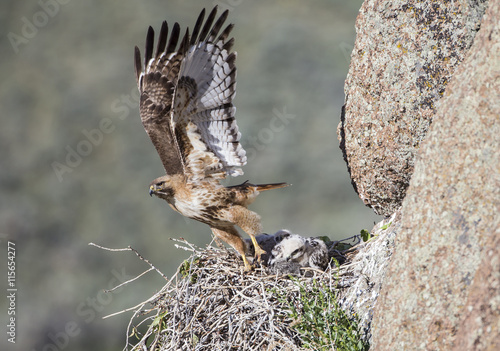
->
[228,206,267,264]
[211,226,252,271]
[248,234,267,264]
[211,235,226,250]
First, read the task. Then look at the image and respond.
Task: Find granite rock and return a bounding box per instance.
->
[370,1,500,349]
[338,0,488,216]
[338,211,400,344]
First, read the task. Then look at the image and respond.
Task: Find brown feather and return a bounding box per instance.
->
[166,22,180,54]
[190,8,205,46]
[218,24,234,45]
[197,6,217,43]
[255,182,290,191]
[178,28,190,55]
[207,10,229,42]
[140,95,185,175]
[134,46,141,84]
[156,21,168,57]
[145,26,154,65]
[228,182,289,192]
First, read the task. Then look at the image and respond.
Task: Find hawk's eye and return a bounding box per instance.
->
[291,248,302,257]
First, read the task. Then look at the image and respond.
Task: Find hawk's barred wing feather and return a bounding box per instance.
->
[165,23,181,56]
[155,21,168,57]
[197,7,218,44]
[189,9,205,46]
[136,64,185,175]
[135,6,246,179]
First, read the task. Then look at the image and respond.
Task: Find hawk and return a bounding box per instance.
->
[269,231,329,272]
[134,6,287,271]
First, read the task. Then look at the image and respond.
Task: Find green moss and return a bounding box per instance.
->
[178,257,201,284]
[272,278,369,350]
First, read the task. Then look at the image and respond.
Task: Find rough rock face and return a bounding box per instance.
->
[370,1,500,349]
[338,0,488,216]
[453,231,500,351]
[338,211,400,343]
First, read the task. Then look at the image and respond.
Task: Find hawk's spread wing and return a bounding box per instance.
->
[135,7,246,180]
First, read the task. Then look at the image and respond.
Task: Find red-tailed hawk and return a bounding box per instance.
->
[134,7,287,270]
[269,231,329,273]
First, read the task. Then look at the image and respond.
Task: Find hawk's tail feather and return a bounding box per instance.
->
[227,181,289,191]
[255,182,290,191]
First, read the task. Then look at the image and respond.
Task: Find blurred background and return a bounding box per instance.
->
[0,0,379,350]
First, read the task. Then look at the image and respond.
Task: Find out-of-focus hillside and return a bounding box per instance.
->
[0,1,378,350]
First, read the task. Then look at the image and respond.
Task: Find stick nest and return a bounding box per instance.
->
[124,230,385,351]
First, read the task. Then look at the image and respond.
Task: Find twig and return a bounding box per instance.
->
[89,242,168,281]
[89,242,131,251]
[127,246,169,281]
[105,268,154,293]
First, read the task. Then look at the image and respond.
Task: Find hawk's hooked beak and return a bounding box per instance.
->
[149,187,155,197]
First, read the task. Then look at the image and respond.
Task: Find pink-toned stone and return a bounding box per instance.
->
[338,0,487,216]
[370,1,499,349]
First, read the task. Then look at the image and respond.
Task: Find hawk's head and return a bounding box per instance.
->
[149,175,182,201]
[269,233,329,271]
[270,234,307,265]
